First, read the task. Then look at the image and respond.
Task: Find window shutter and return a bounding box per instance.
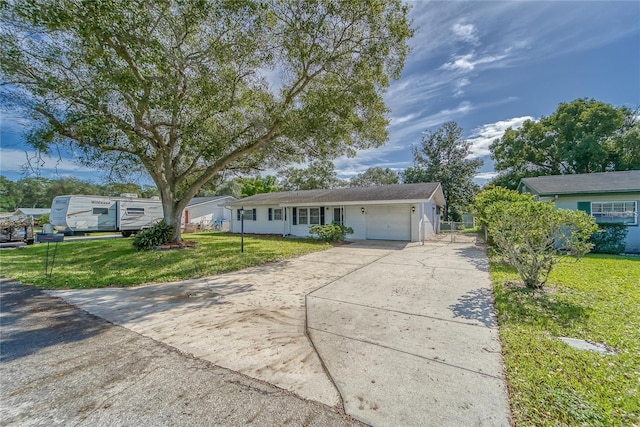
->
[237,209,240,221]
[320,207,325,225]
[268,208,272,221]
[292,208,297,225]
[252,208,257,221]
[577,202,591,214]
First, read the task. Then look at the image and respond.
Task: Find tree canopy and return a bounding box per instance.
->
[0,175,158,212]
[278,160,346,190]
[350,166,399,187]
[490,98,640,189]
[1,0,413,241]
[402,121,482,221]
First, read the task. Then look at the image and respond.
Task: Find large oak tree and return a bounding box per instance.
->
[0,0,413,241]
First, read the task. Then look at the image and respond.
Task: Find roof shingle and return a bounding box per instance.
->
[227,183,443,206]
[520,170,640,196]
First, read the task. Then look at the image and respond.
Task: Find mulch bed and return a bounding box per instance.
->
[154,241,199,251]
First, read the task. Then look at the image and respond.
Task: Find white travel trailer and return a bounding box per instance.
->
[51,194,164,236]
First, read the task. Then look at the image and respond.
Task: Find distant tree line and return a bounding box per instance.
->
[0,176,159,212]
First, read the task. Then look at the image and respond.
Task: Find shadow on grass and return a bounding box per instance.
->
[491,261,590,328]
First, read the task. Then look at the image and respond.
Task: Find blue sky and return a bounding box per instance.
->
[1,1,639,184]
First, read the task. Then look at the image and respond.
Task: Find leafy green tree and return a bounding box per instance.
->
[487,200,597,289]
[0,176,21,212]
[402,121,482,221]
[350,167,399,187]
[1,0,413,242]
[240,175,279,197]
[474,187,534,239]
[490,99,640,189]
[278,160,347,190]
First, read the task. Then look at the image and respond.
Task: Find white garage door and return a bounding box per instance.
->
[366,205,411,241]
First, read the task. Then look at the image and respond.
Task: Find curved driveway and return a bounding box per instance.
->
[49,239,510,426]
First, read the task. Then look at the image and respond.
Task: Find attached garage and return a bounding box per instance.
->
[228,183,446,243]
[365,204,411,240]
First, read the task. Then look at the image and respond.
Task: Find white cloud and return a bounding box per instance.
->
[466,116,534,159]
[452,22,479,45]
[453,77,470,97]
[474,171,499,180]
[390,113,418,127]
[441,53,508,72]
[0,147,96,174]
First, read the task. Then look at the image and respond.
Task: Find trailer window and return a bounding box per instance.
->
[126,207,145,216]
[93,207,109,215]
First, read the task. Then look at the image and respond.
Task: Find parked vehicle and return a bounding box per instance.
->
[0,216,34,244]
[50,194,163,237]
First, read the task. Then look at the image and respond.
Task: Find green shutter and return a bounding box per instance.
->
[577,201,591,214]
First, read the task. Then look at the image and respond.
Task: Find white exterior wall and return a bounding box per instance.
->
[229,200,442,242]
[182,197,234,225]
[230,206,288,235]
[554,193,640,253]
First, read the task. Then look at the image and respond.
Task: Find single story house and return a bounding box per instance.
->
[182,196,236,228]
[227,183,446,242]
[518,170,640,253]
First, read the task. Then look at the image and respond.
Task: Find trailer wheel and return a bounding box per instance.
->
[121,231,133,237]
[26,239,34,245]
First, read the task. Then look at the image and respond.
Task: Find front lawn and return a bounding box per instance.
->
[0,233,330,289]
[491,254,640,426]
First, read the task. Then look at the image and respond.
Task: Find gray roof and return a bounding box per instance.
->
[187,196,235,207]
[15,208,51,215]
[519,170,640,196]
[227,183,444,206]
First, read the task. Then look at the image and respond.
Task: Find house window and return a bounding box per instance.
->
[236,208,256,221]
[591,201,637,225]
[93,207,109,215]
[298,208,308,225]
[309,208,320,225]
[126,207,145,216]
[273,208,283,221]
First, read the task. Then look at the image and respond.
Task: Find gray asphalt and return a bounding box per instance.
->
[0,279,363,427]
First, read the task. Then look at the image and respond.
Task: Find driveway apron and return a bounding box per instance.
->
[46,243,396,408]
[307,239,511,426]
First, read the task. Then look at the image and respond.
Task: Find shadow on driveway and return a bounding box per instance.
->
[0,279,108,362]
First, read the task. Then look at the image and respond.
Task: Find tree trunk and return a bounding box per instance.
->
[160,196,184,243]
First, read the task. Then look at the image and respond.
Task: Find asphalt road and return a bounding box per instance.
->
[0,279,363,427]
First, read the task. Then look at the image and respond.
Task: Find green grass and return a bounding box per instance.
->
[491,253,640,426]
[0,233,330,289]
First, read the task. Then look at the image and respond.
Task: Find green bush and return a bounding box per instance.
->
[309,222,354,242]
[132,221,174,251]
[589,223,628,254]
[38,213,50,225]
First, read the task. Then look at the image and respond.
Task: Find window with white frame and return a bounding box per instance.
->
[591,201,637,225]
[273,208,282,221]
[298,208,308,225]
[309,208,320,225]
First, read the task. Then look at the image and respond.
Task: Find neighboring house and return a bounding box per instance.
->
[518,170,640,253]
[227,183,445,242]
[182,196,236,228]
[14,208,51,223]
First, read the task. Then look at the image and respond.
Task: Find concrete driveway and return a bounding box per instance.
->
[49,239,511,426]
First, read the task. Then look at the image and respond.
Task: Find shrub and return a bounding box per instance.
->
[309,223,354,242]
[132,221,174,251]
[38,213,50,225]
[474,187,534,242]
[589,223,628,254]
[487,200,597,289]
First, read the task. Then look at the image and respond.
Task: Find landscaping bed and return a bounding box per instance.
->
[490,253,640,426]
